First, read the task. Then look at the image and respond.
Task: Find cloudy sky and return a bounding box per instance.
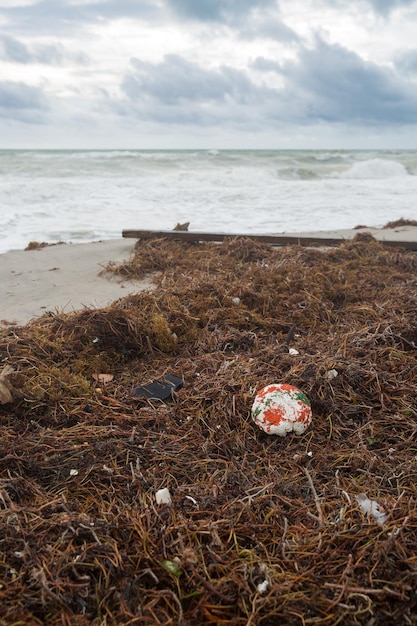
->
[1,0,417,149]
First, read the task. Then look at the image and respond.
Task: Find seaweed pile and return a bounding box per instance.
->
[1,235,417,625]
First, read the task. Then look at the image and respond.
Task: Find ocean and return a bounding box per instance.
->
[1,149,416,254]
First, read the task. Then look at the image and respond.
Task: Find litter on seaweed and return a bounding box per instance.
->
[251,383,312,436]
[132,372,183,400]
[155,487,173,505]
[356,493,388,526]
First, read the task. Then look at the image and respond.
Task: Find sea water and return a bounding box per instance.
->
[0,149,416,254]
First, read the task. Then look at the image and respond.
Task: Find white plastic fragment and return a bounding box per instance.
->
[232,297,241,305]
[69,469,79,477]
[326,369,338,380]
[288,348,299,356]
[155,488,172,506]
[256,580,269,594]
[356,493,387,525]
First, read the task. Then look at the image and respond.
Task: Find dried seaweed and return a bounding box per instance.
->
[1,235,417,625]
[383,218,417,229]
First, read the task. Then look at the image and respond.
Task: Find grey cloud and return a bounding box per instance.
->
[366,0,416,14]
[240,15,299,42]
[326,0,416,16]
[3,0,294,43]
[35,44,88,65]
[395,49,417,75]
[167,0,298,43]
[0,81,47,121]
[119,54,276,126]
[88,0,161,20]
[1,0,159,35]
[0,33,31,63]
[250,56,282,72]
[166,0,277,23]
[123,54,261,105]
[279,38,417,124]
[0,33,88,65]
[117,42,417,130]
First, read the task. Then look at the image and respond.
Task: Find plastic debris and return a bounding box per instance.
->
[327,369,338,380]
[252,383,312,436]
[256,580,269,594]
[132,373,183,401]
[356,493,387,525]
[155,488,172,505]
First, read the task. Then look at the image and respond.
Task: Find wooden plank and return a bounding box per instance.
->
[122,229,417,250]
[122,229,346,246]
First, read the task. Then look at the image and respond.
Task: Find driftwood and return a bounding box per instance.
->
[122,228,417,250]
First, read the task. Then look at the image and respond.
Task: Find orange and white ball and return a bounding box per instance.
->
[252,383,312,436]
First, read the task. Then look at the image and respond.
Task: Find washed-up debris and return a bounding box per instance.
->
[155,487,172,505]
[251,383,312,436]
[326,368,338,380]
[132,373,183,400]
[256,580,269,594]
[356,493,388,525]
[173,221,190,232]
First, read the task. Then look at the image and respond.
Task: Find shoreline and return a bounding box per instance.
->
[2,224,417,327]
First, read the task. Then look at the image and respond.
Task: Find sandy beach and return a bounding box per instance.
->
[2,224,416,327]
[1,239,152,326]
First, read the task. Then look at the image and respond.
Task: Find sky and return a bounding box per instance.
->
[1,0,417,149]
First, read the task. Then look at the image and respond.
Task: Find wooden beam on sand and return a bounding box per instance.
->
[122,229,417,250]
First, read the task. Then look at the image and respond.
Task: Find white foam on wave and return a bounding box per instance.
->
[339,158,408,179]
[1,150,417,254]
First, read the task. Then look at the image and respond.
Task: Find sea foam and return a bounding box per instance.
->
[339,158,408,179]
[0,149,416,254]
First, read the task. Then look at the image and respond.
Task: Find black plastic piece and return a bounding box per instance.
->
[132,373,183,400]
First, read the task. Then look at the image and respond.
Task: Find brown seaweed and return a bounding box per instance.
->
[1,234,417,624]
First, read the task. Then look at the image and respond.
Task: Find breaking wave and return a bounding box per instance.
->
[1,149,417,253]
[338,158,409,179]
